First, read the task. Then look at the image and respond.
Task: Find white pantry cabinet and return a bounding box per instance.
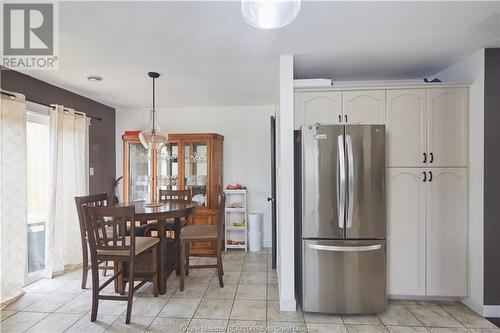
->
[386,88,468,167]
[386,89,427,167]
[294,91,342,128]
[426,168,468,297]
[387,167,468,297]
[428,88,468,167]
[387,168,426,296]
[343,90,386,124]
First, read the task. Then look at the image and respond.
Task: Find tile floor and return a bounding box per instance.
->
[1,249,499,333]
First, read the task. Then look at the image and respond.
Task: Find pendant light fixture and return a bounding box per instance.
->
[241,0,301,30]
[139,72,167,150]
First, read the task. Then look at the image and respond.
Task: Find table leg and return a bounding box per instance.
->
[175,217,181,276]
[158,222,166,295]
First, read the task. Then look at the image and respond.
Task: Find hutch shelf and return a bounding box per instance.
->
[122,132,224,254]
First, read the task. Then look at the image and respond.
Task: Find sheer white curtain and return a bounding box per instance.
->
[0,92,28,303]
[46,105,88,277]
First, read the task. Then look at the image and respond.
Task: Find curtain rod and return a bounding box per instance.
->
[1,90,102,121]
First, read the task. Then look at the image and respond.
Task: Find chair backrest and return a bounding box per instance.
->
[84,205,135,256]
[75,193,108,238]
[159,189,191,202]
[217,193,226,241]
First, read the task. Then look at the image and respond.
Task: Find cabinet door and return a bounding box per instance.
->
[426,168,467,296]
[387,168,426,296]
[183,140,209,207]
[428,88,468,167]
[126,142,151,202]
[295,91,342,128]
[386,89,427,167]
[343,90,386,124]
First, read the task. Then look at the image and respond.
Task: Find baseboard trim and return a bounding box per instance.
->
[462,297,484,316]
[483,305,500,318]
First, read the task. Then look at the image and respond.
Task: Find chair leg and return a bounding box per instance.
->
[117,262,125,295]
[216,247,224,288]
[102,260,108,277]
[185,245,190,276]
[81,242,89,289]
[180,241,186,292]
[90,258,99,322]
[125,258,134,324]
[152,245,159,297]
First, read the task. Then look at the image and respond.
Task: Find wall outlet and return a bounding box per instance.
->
[90,167,94,176]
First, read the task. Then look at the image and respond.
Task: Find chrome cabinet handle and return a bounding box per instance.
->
[308,244,382,252]
[337,135,346,229]
[345,135,354,229]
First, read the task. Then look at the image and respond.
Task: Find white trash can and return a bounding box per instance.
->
[248,213,263,233]
[248,231,263,252]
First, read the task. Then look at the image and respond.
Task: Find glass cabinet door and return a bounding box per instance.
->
[128,142,150,201]
[184,141,208,206]
[158,142,179,191]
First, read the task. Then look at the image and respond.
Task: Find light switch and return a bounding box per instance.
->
[90,167,94,176]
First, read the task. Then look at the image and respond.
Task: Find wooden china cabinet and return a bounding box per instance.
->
[122,132,224,254]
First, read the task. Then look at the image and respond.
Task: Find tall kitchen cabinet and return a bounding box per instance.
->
[123,132,224,254]
[386,87,468,297]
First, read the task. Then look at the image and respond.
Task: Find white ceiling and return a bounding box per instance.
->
[19,1,500,110]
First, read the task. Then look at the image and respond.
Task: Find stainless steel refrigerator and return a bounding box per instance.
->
[301,124,386,314]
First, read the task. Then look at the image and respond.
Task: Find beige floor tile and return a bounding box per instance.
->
[194,298,233,319]
[185,270,215,283]
[427,328,470,333]
[23,279,69,293]
[158,297,201,318]
[131,297,168,317]
[345,324,389,332]
[4,293,47,311]
[0,310,16,321]
[245,254,267,263]
[378,304,422,326]
[469,329,500,333]
[304,312,343,324]
[306,323,348,333]
[106,315,154,333]
[227,320,266,332]
[23,294,74,313]
[0,312,48,333]
[230,300,267,321]
[220,271,241,284]
[442,305,497,329]
[52,280,87,295]
[242,261,267,272]
[146,317,190,333]
[267,271,278,285]
[267,284,279,301]
[406,305,463,328]
[197,257,218,265]
[97,299,129,316]
[342,314,383,325]
[267,301,304,322]
[223,261,243,272]
[386,326,430,333]
[205,282,238,300]
[172,282,209,298]
[402,300,439,306]
[189,319,228,331]
[25,313,84,333]
[55,294,92,314]
[236,284,266,300]
[240,272,266,285]
[65,313,117,333]
[267,321,307,331]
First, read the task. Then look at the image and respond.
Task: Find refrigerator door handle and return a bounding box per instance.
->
[346,135,354,229]
[308,244,382,252]
[337,135,346,229]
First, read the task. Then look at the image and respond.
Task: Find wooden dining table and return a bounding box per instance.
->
[114,200,198,294]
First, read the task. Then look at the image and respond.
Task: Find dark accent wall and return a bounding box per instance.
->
[1,68,116,196]
[484,48,500,305]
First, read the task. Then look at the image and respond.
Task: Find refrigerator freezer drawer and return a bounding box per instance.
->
[302,239,386,314]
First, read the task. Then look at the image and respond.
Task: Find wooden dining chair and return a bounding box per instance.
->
[84,205,159,324]
[179,193,226,291]
[75,193,114,289]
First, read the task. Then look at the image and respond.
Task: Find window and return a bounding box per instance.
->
[26,111,49,282]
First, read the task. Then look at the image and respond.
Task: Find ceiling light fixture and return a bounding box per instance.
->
[241,0,301,30]
[139,72,167,151]
[87,75,103,82]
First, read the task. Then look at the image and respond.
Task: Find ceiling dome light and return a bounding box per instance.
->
[87,75,103,82]
[241,0,301,30]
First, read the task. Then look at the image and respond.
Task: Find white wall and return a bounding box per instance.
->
[433,49,485,314]
[115,105,276,246]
